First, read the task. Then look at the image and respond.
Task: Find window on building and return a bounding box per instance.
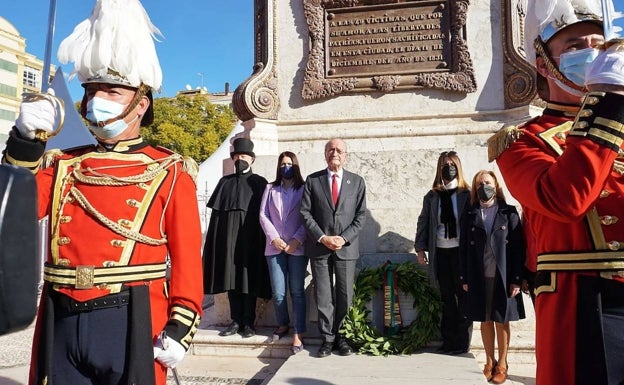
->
[0,108,16,122]
[23,67,41,89]
[0,59,18,73]
[0,83,17,98]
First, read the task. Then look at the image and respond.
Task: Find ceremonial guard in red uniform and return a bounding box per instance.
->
[489,1,624,383]
[2,1,203,384]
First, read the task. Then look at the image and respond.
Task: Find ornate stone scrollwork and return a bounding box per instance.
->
[232,0,280,121]
[373,75,401,92]
[413,1,476,92]
[501,0,536,107]
[301,0,360,100]
[248,65,279,118]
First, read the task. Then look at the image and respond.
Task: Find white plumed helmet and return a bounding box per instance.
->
[524,0,603,67]
[57,0,163,92]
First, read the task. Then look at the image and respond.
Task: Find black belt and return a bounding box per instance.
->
[52,289,130,314]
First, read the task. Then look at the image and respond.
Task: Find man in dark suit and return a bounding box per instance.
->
[300,138,367,358]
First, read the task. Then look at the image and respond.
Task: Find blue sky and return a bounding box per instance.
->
[2,1,254,102]
[607,4,624,41]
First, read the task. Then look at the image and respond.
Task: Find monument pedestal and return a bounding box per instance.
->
[203,0,536,329]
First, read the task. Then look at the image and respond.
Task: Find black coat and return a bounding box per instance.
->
[459,200,525,323]
[414,188,470,287]
[202,171,272,299]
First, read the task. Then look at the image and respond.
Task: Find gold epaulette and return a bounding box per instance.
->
[182,156,199,184]
[487,126,524,162]
[156,146,199,184]
[42,149,64,169]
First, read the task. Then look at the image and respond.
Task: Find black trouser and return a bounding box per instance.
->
[53,297,130,385]
[228,290,257,328]
[576,275,624,385]
[436,247,472,351]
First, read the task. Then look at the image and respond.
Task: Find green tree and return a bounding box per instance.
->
[141,95,236,162]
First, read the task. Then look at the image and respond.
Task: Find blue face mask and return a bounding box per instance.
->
[558,47,599,86]
[86,97,132,139]
[281,165,294,179]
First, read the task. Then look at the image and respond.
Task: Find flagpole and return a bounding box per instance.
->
[41,0,57,92]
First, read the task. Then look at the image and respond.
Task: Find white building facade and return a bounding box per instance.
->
[0,17,51,143]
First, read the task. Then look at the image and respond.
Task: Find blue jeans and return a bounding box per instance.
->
[266,252,309,334]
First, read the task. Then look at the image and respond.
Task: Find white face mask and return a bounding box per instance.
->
[86,97,125,123]
[86,97,134,139]
[90,115,139,139]
[548,75,586,98]
[558,47,599,87]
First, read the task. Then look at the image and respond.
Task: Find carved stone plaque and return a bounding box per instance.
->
[302,0,477,100]
[326,3,449,76]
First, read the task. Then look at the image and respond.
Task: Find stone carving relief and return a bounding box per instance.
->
[302,0,477,100]
[232,0,536,120]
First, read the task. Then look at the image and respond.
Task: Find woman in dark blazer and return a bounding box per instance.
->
[459,170,525,384]
[414,151,472,355]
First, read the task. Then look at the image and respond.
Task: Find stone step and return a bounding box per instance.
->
[467,293,536,365]
[194,292,537,365]
[192,326,442,359]
[191,328,306,359]
[191,325,536,365]
[470,323,535,348]
[469,324,536,365]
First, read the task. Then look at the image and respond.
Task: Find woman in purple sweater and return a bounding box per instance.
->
[259,151,308,354]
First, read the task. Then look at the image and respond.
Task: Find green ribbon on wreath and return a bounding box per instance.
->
[382,261,402,336]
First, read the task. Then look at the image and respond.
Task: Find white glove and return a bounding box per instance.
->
[585,43,624,87]
[15,88,58,140]
[153,333,186,369]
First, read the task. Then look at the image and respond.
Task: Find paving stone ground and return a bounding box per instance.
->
[0,293,536,385]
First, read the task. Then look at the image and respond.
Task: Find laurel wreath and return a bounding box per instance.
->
[340,262,442,356]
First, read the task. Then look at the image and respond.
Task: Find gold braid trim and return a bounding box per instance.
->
[71,154,184,186]
[487,126,523,162]
[69,186,167,245]
[170,304,201,350]
[614,160,624,175]
[4,153,41,172]
[155,146,198,184]
[61,153,186,246]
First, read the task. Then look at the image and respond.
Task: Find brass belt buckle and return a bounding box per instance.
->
[75,265,95,289]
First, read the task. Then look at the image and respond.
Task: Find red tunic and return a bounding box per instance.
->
[5,136,203,385]
[493,100,624,384]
